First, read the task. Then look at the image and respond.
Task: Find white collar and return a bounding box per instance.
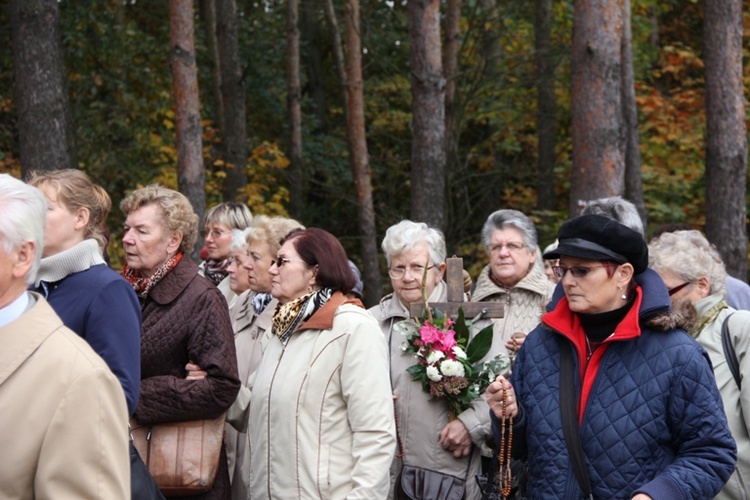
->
[0,291,31,329]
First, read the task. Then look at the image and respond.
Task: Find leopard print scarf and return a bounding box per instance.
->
[272,288,333,345]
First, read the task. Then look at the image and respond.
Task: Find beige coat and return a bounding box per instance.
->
[0,294,129,499]
[369,282,484,500]
[249,293,396,499]
[226,290,277,499]
[693,294,750,500]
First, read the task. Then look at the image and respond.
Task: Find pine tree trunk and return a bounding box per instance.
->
[704,0,748,280]
[408,0,446,230]
[302,4,327,133]
[443,0,461,163]
[170,0,206,257]
[344,0,383,306]
[286,0,304,219]
[10,0,77,176]
[621,0,647,230]
[535,0,556,211]
[569,0,625,217]
[216,0,248,201]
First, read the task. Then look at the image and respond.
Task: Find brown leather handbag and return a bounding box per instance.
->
[129,413,226,497]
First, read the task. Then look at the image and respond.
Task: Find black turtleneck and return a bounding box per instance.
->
[578,300,634,347]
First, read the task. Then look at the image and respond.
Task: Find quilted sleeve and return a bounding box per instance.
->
[634,345,737,499]
[136,286,240,424]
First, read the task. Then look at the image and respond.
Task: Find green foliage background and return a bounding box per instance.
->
[0,0,748,273]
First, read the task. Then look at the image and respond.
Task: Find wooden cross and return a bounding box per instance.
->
[409,256,504,320]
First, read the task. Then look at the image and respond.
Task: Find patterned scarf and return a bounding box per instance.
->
[689,299,728,337]
[122,252,183,298]
[272,288,333,345]
[203,257,233,286]
[253,292,274,315]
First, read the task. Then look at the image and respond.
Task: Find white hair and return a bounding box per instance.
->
[230,227,252,253]
[0,174,47,284]
[648,230,727,296]
[381,220,446,267]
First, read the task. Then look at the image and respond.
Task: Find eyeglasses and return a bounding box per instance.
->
[668,281,692,296]
[552,264,614,279]
[202,228,229,239]
[388,264,435,280]
[272,257,305,268]
[489,242,526,253]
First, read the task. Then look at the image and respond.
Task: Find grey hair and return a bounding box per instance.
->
[480,210,539,253]
[230,227,252,253]
[204,201,253,230]
[381,220,446,267]
[648,230,727,296]
[0,174,47,285]
[582,196,645,239]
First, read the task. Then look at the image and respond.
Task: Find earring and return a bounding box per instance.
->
[619,286,627,301]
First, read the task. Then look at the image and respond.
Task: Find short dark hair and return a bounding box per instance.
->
[282,228,356,293]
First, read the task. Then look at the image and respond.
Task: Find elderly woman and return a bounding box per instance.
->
[486,215,736,499]
[199,201,253,308]
[650,230,750,500]
[369,219,490,500]
[121,185,240,500]
[29,169,141,415]
[225,215,303,499]
[249,228,395,498]
[471,209,553,360]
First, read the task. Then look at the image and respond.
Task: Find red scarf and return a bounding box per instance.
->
[122,252,184,298]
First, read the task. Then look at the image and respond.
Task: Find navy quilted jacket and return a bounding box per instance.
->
[493,270,736,499]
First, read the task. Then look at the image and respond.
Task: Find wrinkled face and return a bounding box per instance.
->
[269,239,317,304]
[559,256,624,314]
[243,239,275,293]
[389,242,445,308]
[655,269,704,304]
[204,223,233,261]
[227,251,251,294]
[39,186,84,257]
[122,204,181,278]
[488,227,536,288]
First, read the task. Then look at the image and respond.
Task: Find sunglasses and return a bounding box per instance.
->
[667,281,692,296]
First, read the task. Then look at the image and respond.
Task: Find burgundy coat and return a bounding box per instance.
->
[134,256,240,500]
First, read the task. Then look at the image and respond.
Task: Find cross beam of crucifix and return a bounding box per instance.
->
[409,257,504,320]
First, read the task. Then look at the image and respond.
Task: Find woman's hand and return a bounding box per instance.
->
[505,331,527,354]
[185,361,207,380]
[486,375,518,419]
[439,419,472,458]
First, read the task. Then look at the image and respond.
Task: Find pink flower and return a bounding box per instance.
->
[419,321,457,353]
[419,322,442,345]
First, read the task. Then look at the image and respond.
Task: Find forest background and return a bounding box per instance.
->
[0,0,748,306]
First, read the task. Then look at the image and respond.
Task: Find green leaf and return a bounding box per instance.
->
[466,325,494,364]
[406,364,424,381]
[454,307,470,345]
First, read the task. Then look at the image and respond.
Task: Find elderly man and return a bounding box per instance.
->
[0,174,129,499]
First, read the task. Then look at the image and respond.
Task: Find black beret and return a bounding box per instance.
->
[543,214,648,274]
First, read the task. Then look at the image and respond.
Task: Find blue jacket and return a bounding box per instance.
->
[36,265,141,415]
[493,270,736,499]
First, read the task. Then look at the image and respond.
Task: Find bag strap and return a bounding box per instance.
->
[559,339,594,500]
[722,313,741,389]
